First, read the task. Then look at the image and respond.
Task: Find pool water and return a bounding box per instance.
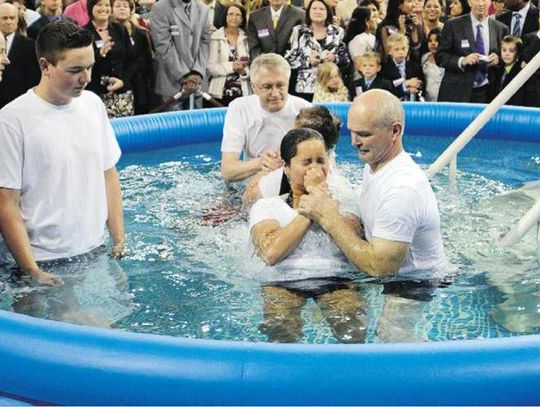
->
[1,134,539,343]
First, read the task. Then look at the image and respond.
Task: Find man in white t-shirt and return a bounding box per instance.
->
[0,21,125,286]
[220,53,311,183]
[298,89,447,278]
[298,89,447,341]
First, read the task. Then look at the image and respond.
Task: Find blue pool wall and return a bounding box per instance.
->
[0,102,539,405]
[113,102,540,153]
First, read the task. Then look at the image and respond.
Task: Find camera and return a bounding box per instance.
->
[100,75,112,87]
[404,14,415,30]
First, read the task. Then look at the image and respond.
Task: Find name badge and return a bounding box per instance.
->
[257,28,270,38]
[95,39,104,49]
[461,39,470,48]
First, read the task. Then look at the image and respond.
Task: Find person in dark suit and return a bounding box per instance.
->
[112,0,158,114]
[246,0,305,59]
[435,0,508,103]
[349,51,392,99]
[0,32,10,82]
[381,33,425,100]
[490,35,525,104]
[0,3,40,108]
[518,28,540,106]
[497,0,539,38]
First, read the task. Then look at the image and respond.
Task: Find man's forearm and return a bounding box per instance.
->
[0,192,39,272]
[221,157,262,182]
[321,214,382,276]
[105,168,125,245]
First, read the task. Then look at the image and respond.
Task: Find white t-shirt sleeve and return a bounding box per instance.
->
[98,99,121,171]
[258,168,283,198]
[0,119,23,189]
[372,185,420,243]
[249,197,296,230]
[221,100,245,154]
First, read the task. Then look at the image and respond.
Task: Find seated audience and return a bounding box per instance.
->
[0,3,40,109]
[447,0,470,19]
[350,51,393,98]
[111,0,157,114]
[381,33,424,100]
[344,6,377,76]
[491,34,525,105]
[313,61,350,101]
[421,27,444,100]
[85,0,135,117]
[376,0,422,61]
[28,0,73,40]
[284,0,349,102]
[422,0,444,39]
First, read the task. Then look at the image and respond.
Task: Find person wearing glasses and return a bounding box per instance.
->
[220,53,311,183]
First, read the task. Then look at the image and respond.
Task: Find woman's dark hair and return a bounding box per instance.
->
[427,27,441,43]
[87,0,112,21]
[358,0,380,11]
[224,3,246,31]
[294,105,340,151]
[451,0,470,16]
[305,0,334,27]
[382,0,403,27]
[36,20,93,65]
[279,128,326,197]
[344,7,371,44]
[281,128,326,166]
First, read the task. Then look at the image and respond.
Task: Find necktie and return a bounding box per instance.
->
[184,2,191,17]
[273,14,279,29]
[513,13,522,36]
[398,63,406,79]
[475,23,487,84]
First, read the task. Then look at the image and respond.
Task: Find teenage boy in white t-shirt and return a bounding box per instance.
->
[0,21,125,286]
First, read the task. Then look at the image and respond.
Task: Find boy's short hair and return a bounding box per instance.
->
[387,33,409,49]
[36,21,93,65]
[501,35,523,55]
[358,51,382,66]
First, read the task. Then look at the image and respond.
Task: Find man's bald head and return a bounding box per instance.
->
[351,89,404,134]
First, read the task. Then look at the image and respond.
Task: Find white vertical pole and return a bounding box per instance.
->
[426,50,540,178]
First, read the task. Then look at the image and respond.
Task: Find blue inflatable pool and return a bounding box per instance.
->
[0,102,539,405]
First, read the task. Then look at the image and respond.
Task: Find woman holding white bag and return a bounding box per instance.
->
[207,3,252,106]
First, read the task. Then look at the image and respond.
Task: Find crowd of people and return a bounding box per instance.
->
[0,0,535,342]
[1,0,540,114]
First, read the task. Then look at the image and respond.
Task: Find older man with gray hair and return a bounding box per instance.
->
[220,53,311,183]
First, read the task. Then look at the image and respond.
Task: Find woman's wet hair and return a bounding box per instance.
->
[280,128,326,165]
[36,21,93,65]
[294,106,341,151]
[279,128,326,197]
